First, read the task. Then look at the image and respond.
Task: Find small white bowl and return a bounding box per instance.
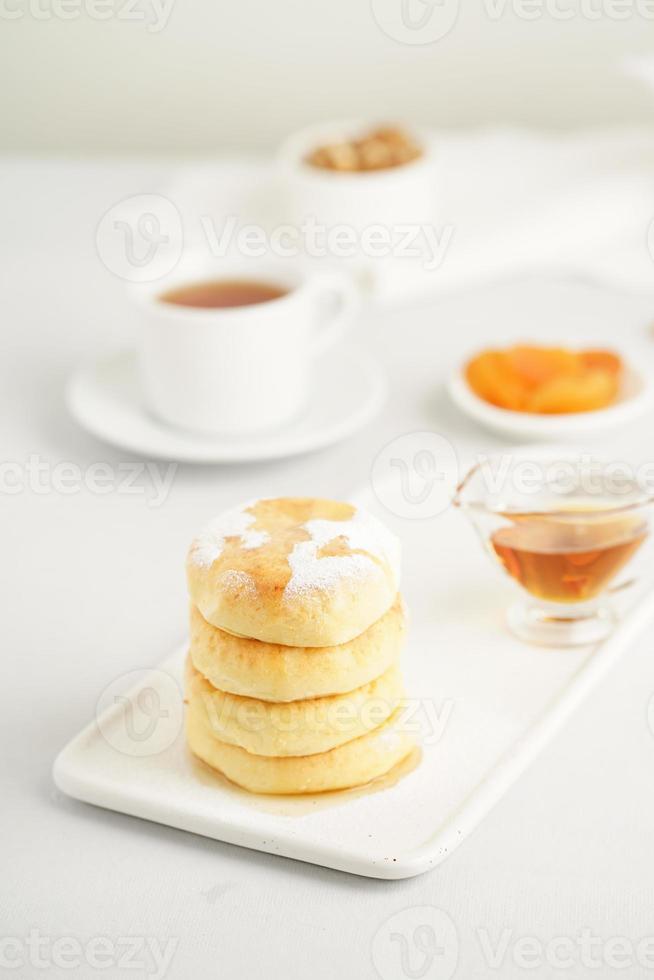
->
[277,119,437,238]
[448,348,654,441]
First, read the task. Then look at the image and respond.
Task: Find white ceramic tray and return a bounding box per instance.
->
[53,492,654,879]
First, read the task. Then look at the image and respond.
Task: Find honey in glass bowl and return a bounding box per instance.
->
[455,452,654,646]
[490,508,647,604]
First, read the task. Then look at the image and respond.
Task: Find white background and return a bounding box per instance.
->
[5,0,654,975]
[2,0,654,151]
[3,157,654,978]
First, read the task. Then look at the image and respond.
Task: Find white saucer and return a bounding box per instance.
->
[66,349,386,463]
[448,349,654,441]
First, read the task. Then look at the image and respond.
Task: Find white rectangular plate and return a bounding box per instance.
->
[54,495,654,879]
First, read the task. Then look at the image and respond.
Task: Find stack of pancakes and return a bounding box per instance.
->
[185,497,414,794]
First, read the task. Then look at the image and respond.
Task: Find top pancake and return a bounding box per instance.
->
[186,497,401,647]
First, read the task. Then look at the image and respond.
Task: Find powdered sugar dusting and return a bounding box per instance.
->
[283,506,401,601]
[219,569,258,597]
[190,500,269,567]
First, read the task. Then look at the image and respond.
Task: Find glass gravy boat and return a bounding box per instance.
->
[454,451,653,646]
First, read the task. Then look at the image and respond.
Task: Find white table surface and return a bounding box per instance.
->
[4,156,654,980]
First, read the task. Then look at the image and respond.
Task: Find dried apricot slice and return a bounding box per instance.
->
[505,345,578,387]
[579,349,622,375]
[526,369,619,414]
[465,351,527,410]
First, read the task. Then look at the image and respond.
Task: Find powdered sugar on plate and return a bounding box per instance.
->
[283,507,401,601]
[190,501,268,567]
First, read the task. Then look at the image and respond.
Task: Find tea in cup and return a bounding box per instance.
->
[133,256,359,436]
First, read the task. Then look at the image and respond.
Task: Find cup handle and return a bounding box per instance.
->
[309,272,361,355]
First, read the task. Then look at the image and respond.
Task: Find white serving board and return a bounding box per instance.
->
[53,495,654,879]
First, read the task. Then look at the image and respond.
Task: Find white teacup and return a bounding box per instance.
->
[134,257,359,435]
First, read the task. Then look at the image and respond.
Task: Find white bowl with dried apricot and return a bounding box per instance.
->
[448,342,654,439]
